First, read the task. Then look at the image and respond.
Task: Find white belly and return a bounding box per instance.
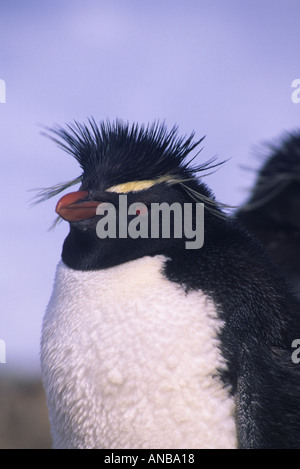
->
[41,255,237,449]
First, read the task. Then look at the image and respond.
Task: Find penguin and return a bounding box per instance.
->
[236,131,300,300]
[39,119,300,449]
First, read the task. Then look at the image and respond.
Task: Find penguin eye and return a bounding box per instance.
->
[135,204,148,216]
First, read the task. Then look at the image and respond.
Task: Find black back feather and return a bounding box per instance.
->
[236,130,300,300]
[238,130,300,211]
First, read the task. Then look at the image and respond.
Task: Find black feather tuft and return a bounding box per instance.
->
[239,130,300,211]
[41,118,223,190]
[34,119,234,221]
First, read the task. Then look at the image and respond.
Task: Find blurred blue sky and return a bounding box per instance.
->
[1,0,300,375]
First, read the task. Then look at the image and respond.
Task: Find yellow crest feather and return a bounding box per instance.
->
[107,175,177,194]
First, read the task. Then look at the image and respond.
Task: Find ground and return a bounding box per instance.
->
[0,376,52,449]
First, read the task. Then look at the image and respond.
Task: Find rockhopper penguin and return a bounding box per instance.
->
[40,120,300,449]
[236,131,300,301]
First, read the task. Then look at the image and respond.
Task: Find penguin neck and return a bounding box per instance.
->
[60,225,168,270]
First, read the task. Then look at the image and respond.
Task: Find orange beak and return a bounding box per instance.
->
[55,191,100,222]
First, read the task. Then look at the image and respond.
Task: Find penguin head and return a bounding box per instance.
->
[238,131,300,230]
[40,119,228,270]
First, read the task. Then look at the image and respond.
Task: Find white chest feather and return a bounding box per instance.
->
[41,255,237,449]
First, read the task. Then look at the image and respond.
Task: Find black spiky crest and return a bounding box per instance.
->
[32,119,234,223]
[44,118,214,186]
